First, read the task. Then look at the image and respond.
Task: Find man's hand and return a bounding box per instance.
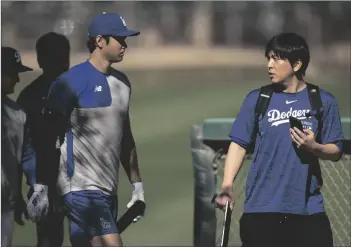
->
[290,127,317,152]
[214,190,234,211]
[27,184,49,222]
[127,182,145,223]
[14,195,29,225]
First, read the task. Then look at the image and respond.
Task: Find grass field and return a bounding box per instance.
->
[10,67,350,246]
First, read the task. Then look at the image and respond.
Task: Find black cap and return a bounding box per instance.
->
[2,47,33,74]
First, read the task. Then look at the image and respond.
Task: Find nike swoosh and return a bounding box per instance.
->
[286,100,297,104]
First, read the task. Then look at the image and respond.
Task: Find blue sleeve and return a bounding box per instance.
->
[46,74,76,117]
[320,94,344,152]
[229,90,259,149]
[21,125,36,186]
[36,74,76,185]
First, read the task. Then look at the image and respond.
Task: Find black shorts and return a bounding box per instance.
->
[240,212,333,247]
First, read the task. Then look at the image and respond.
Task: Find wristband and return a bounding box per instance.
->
[132,182,144,193]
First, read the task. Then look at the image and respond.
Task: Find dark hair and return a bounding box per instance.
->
[265,33,310,79]
[86,35,110,53]
[36,32,70,69]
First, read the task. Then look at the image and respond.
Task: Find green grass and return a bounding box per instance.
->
[11,68,350,246]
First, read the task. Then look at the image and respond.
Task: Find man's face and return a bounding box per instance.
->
[2,73,19,94]
[266,51,295,83]
[101,36,127,63]
[39,50,70,74]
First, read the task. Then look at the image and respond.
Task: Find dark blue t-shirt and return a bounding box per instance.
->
[229,86,344,215]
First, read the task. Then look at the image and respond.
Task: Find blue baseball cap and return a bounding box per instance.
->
[88,13,140,37]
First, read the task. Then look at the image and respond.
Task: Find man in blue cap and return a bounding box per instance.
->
[31,13,145,247]
[1,46,38,246]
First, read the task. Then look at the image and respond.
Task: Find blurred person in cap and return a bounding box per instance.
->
[1,46,38,246]
[17,32,71,247]
[37,13,145,247]
[215,33,344,247]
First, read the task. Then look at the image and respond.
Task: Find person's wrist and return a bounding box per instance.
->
[221,184,232,193]
[132,182,144,193]
[310,141,322,154]
[33,184,48,193]
[220,186,233,198]
[130,175,142,184]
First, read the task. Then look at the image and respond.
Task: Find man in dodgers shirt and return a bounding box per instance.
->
[215,33,344,247]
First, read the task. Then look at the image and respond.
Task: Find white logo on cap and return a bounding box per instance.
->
[120,16,126,27]
[14,52,21,63]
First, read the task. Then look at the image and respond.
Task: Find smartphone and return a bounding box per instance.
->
[289,116,303,131]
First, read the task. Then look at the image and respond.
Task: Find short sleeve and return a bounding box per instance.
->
[229,90,259,149]
[46,74,76,117]
[320,94,344,151]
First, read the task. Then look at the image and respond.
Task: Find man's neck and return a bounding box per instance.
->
[1,92,9,103]
[88,52,111,74]
[281,76,306,93]
[42,70,65,81]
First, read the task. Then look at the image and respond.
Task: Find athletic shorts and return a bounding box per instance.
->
[62,190,118,241]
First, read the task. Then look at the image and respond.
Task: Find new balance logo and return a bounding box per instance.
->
[94,86,102,92]
[100,217,111,229]
[286,100,297,104]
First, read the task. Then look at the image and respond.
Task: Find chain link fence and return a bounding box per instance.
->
[212,153,351,247]
[320,154,351,246]
[191,119,351,247]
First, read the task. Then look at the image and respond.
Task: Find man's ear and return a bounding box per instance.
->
[95,35,106,49]
[293,60,302,72]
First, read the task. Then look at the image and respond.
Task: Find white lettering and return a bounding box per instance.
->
[14,52,21,63]
[267,108,311,126]
[267,109,280,122]
[94,85,102,92]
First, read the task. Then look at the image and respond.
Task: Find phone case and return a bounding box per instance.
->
[289,116,303,131]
